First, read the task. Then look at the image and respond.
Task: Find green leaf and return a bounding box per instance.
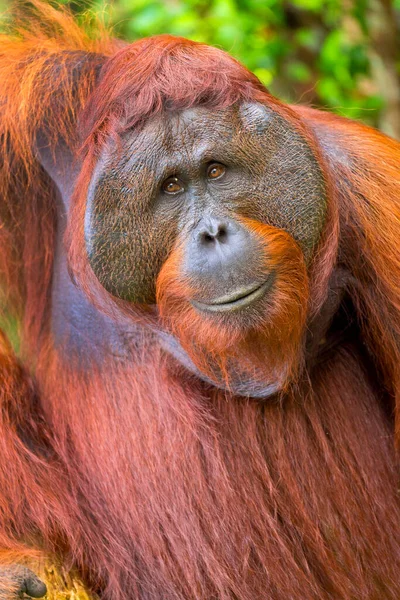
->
[253,67,274,86]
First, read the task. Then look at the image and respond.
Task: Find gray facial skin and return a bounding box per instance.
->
[40,101,327,398]
[85,103,327,305]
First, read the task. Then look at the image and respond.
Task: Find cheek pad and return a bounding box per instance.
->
[85,162,170,304]
[238,104,327,261]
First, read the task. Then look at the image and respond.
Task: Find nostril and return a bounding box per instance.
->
[217,225,227,242]
[202,232,215,244]
[197,220,231,246]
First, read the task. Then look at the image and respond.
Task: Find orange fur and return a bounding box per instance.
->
[0,3,400,599]
[157,221,308,393]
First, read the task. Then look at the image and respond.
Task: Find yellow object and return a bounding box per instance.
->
[39,563,95,600]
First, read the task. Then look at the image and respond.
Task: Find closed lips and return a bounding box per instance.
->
[191,274,274,313]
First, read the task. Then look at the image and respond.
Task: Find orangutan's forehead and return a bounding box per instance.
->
[119,104,261,171]
[165,106,240,140]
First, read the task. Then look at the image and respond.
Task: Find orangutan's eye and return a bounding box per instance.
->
[162,177,184,194]
[207,163,226,180]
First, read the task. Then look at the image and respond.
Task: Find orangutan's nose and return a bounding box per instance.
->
[192,216,255,274]
[197,218,229,246]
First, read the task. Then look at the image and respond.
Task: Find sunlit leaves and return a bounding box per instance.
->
[9,0,399,130]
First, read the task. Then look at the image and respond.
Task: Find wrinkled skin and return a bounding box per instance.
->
[85,103,327,304]
[82,102,327,397]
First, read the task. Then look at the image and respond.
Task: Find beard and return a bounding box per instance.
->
[156,221,309,397]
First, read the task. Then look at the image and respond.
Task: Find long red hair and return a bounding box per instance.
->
[1,3,400,599]
[156,221,309,393]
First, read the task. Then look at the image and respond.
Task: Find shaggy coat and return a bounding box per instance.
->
[1,3,400,599]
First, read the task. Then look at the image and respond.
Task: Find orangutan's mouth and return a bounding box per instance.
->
[191,274,274,313]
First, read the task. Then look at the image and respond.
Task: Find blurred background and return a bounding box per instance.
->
[1,0,400,137]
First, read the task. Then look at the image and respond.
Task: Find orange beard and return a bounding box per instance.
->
[156,220,309,396]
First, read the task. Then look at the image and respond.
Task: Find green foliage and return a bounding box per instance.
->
[86,0,397,128]
[1,0,399,130]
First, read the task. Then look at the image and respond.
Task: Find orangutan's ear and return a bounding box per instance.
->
[36,135,79,210]
[35,51,105,209]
